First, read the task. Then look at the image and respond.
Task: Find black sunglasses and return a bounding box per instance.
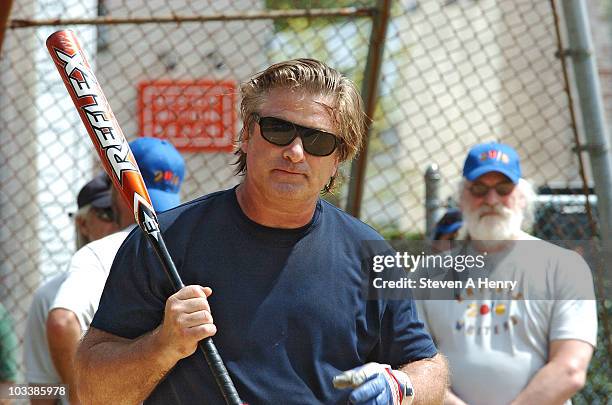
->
[468,181,515,198]
[254,114,338,157]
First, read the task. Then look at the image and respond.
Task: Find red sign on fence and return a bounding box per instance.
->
[138,79,237,152]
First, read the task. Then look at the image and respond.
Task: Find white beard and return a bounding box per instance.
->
[463,203,524,241]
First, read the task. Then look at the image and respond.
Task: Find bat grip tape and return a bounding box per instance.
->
[199,338,244,405]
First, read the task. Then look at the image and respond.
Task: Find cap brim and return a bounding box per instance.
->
[148,189,181,212]
[90,193,112,208]
[436,221,463,235]
[465,165,519,184]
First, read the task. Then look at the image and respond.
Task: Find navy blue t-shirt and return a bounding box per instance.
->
[91,188,436,404]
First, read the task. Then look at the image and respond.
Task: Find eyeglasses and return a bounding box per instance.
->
[91,207,115,222]
[254,114,338,157]
[468,181,515,198]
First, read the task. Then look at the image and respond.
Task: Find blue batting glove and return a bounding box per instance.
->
[333,363,414,405]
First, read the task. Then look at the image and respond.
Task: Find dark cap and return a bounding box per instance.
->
[434,208,463,240]
[76,173,112,209]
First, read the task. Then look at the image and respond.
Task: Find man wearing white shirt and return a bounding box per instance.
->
[46,137,185,404]
[23,173,118,405]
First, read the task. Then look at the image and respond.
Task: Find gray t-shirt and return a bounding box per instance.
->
[416,239,597,405]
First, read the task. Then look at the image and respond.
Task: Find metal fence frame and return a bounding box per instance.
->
[0,0,610,402]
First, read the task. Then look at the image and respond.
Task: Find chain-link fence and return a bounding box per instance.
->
[0,0,610,403]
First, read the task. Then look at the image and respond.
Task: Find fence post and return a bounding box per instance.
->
[0,0,14,58]
[425,164,441,238]
[346,0,391,218]
[560,0,612,242]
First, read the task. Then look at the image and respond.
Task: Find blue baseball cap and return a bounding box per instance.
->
[462,142,521,184]
[434,208,463,240]
[130,137,185,212]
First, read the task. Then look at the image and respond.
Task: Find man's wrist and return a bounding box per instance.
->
[149,326,181,369]
[390,370,414,405]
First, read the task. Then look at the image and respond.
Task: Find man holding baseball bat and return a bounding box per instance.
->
[76,59,448,404]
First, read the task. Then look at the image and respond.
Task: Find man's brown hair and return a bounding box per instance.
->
[234,58,367,193]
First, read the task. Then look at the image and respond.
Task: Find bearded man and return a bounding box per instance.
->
[417,142,597,405]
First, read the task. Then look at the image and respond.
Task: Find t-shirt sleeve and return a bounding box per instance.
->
[51,246,108,331]
[413,299,433,339]
[549,250,598,346]
[90,229,174,339]
[373,298,438,367]
[23,285,57,383]
[360,239,438,366]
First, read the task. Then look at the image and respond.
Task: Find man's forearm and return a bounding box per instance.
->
[509,361,585,405]
[443,389,468,405]
[77,285,218,404]
[511,339,592,405]
[400,353,448,405]
[47,309,82,404]
[76,327,177,405]
[30,399,57,405]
